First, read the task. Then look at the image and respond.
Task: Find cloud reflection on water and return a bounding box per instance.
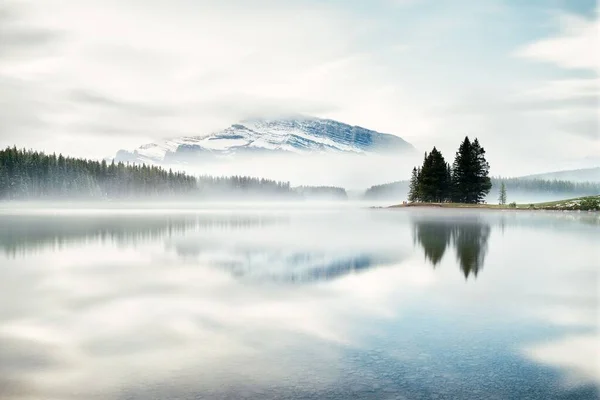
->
[0,208,597,399]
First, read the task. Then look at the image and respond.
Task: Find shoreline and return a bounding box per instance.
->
[380,202,599,212]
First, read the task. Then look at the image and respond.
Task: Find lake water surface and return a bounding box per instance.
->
[0,206,598,399]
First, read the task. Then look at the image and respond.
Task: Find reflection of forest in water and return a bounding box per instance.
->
[0,214,284,256]
[4,210,596,281]
[412,218,491,278]
[1,212,405,284]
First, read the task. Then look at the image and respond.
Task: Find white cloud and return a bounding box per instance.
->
[1,0,403,157]
[517,78,599,100]
[515,12,599,71]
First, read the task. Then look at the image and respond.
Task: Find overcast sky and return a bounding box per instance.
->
[0,0,598,176]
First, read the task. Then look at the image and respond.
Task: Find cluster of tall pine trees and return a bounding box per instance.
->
[408,137,492,204]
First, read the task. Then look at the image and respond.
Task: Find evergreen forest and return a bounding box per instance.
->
[0,147,311,200]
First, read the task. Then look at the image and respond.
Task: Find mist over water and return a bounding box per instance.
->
[173,152,421,189]
[0,206,598,399]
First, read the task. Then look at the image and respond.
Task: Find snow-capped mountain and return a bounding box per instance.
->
[115,116,414,164]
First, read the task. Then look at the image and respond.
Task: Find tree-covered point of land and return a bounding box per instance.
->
[408,137,492,204]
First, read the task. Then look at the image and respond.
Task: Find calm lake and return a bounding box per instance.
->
[0,206,598,399]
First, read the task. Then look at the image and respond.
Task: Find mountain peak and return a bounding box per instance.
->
[115,116,415,164]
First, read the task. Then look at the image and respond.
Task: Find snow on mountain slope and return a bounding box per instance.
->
[115,116,415,164]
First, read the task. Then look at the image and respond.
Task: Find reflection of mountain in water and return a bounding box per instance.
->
[239,252,404,284]
[174,241,406,284]
[412,217,491,278]
[0,214,282,256]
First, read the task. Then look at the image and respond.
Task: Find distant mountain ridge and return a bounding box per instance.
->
[115,116,415,164]
[517,167,600,183]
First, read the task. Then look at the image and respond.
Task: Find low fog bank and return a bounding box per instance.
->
[159,154,600,205]
[4,146,598,206]
[0,200,393,212]
[2,147,416,204]
[2,185,596,209]
[165,152,420,189]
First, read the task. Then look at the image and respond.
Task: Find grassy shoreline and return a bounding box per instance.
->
[385,195,600,211]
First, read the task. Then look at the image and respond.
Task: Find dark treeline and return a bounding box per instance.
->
[0,147,197,199]
[196,175,294,198]
[409,137,491,204]
[0,147,344,201]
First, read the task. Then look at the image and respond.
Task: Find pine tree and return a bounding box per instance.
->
[408,167,419,202]
[498,181,507,205]
[451,137,492,204]
[419,147,450,202]
[445,163,452,202]
[451,137,472,203]
[419,151,432,202]
[407,148,452,203]
[471,138,492,203]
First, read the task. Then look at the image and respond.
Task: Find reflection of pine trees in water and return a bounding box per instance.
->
[0,214,282,256]
[413,218,491,278]
[412,222,452,266]
[453,223,491,278]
